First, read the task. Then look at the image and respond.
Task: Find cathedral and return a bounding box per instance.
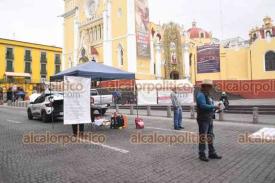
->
[62,0,275,98]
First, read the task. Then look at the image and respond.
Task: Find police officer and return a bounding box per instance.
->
[196,79,222,162]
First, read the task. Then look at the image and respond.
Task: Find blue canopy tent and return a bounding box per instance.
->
[49,61,136,130]
[50,61,135,81]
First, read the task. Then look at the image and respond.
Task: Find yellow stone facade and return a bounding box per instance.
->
[63,0,275,95]
[63,0,154,79]
[0,38,62,96]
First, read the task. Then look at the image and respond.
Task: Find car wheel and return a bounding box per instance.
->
[41,111,50,123]
[27,109,33,120]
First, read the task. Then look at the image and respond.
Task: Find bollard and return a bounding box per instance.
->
[253,107,259,124]
[130,104,134,115]
[190,105,195,119]
[116,104,119,113]
[167,106,172,118]
[219,111,224,121]
[147,105,151,116]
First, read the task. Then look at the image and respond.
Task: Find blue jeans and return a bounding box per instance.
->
[197,119,216,156]
[173,107,182,129]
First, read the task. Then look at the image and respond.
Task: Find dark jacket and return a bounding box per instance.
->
[196,91,215,121]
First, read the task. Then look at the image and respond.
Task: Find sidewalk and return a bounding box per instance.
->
[229,98,275,105]
[109,108,275,125]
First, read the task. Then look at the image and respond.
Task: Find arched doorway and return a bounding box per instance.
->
[170,71,179,80]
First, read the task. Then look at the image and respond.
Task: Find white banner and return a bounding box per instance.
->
[64,76,91,125]
[136,80,194,105]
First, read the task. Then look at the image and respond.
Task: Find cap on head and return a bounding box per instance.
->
[201,79,213,87]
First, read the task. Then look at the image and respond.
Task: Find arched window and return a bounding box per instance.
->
[265,51,275,71]
[200,32,205,38]
[118,44,124,66]
[266,31,272,38]
[253,33,257,40]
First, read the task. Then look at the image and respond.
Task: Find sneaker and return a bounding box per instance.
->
[199,155,209,162]
[179,126,184,129]
[209,154,222,159]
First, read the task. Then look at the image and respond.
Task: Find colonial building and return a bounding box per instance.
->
[185,17,275,98]
[0,38,62,95]
[62,0,275,98]
[63,0,154,79]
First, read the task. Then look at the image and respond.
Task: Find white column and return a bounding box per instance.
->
[183,44,190,79]
[127,0,137,73]
[103,0,112,66]
[155,43,162,79]
[150,36,155,75]
[62,21,66,70]
[73,9,80,67]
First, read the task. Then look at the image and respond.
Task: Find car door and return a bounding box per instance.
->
[32,95,45,116]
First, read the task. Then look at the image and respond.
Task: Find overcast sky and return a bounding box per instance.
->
[0,0,275,47]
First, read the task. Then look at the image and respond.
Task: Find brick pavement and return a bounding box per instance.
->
[0,106,275,183]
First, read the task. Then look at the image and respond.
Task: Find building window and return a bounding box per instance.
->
[6,48,14,72]
[265,51,275,71]
[154,63,156,75]
[200,32,205,38]
[253,33,257,40]
[118,44,124,66]
[40,51,47,77]
[24,50,32,61]
[6,60,13,72]
[6,48,14,59]
[25,62,32,73]
[40,52,47,63]
[41,63,47,74]
[24,50,32,73]
[55,54,61,74]
[266,31,272,38]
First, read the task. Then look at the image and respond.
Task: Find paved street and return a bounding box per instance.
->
[0,106,275,183]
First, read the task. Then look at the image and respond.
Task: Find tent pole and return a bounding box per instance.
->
[100,78,102,116]
[50,78,54,130]
[135,82,138,118]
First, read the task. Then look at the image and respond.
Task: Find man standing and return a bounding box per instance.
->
[171,87,183,130]
[196,79,222,162]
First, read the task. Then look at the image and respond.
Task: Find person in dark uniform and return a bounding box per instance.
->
[72,124,84,137]
[219,92,229,110]
[196,79,222,162]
